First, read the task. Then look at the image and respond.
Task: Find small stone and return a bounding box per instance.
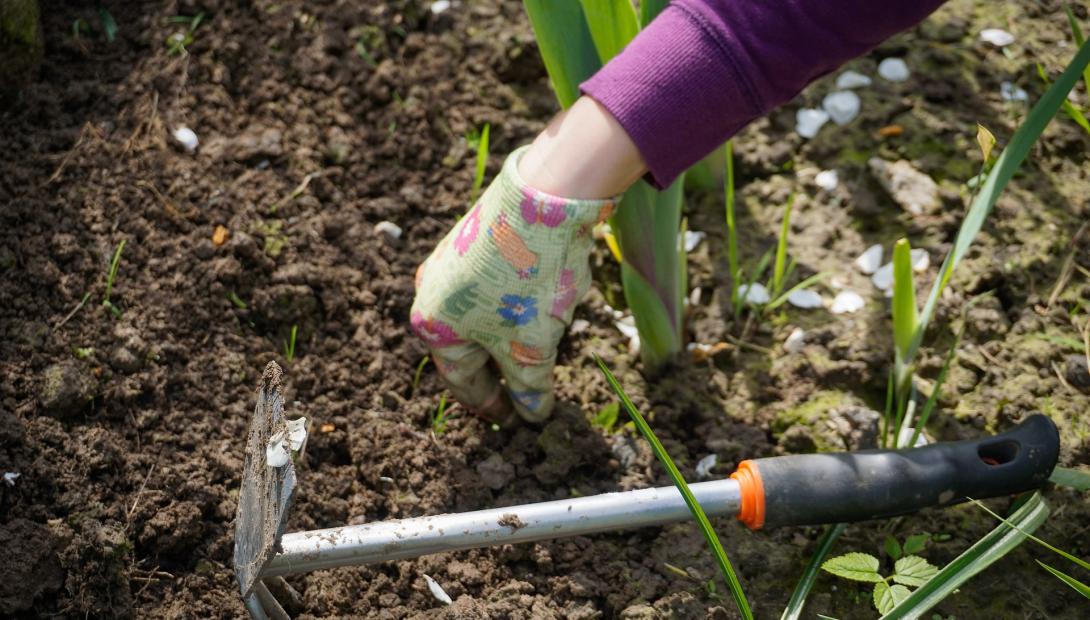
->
[787,289,824,309]
[1065,355,1090,393]
[38,362,95,416]
[779,424,817,453]
[569,319,590,335]
[815,169,839,191]
[172,126,198,152]
[867,157,940,216]
[855,244,883,275]
[830,290,864,314]
[871,262,894,291]
[878,58,910,82]
[835,70,872,89]
[828,406,881,450]
[1000,81,1028,102]
[231,126,283,161]
[374,221,402,240]
[784,327,806,354]
[980,28,1015,47]
[739,282,770,305]
[823,91,861,125]
[796,108,830,138]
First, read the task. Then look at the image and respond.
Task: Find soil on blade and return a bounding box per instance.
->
[1,1,1088,619]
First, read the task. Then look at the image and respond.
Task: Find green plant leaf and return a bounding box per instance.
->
[593,402,620,432]
[1050,466,1090,491]
[522,1,601,109]
[578,0,639,63]
[976,124,997,164]
[911,38,1090,367]
[892,555,939,587]
[880,492,1050,619]
[873,582,912,615]
[470,123,490,202]
[821,553,883,583]
[765,271,832,312]
[780,523,846,620]
[969,498,1090,571]
[770,194,795,297]
[595,356,753,620]
[98,8,118,42]
[1065,4,1090,85]
[724,141,739,308]
[639,0,668,26]
[903,533,930,556]
[891,238,918,384]
[885,535,902,561]
[1037,560,1090,599]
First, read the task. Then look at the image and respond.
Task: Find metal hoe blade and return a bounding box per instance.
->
[234,362,297,609]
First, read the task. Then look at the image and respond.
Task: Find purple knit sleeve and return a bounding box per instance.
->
[580,0,946,188]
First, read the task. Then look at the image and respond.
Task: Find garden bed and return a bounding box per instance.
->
[0,1,1087,618]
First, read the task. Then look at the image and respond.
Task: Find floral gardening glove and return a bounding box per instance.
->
[410,146,616,424]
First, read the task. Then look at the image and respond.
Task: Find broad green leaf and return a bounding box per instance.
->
[911,39,1090,366]
[523,1,601,109]
[1050,466,1090,491]
[1037,560,1090,599]
[880,492,1050,619]
[976,124,996,164]
[892,555,939,587]
[903,533,930,556]
[578,0,639,63]
[621,262,681,370]
[780,523,847,620]
[822,553,883,583]
[885,535,903,561]
[595,356,753,620]
[873,582,912,615]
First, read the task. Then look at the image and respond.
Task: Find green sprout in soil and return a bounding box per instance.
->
[1034,6,1090,136]
[283,324,298,362]
[430,393,454,436]
[591,401,620,433]
[467,123,490,203]
[723,140,740,312]
[73,346,94,359]
[166,13,204,56]
[411,355,430,397]
[227,291,248,309]
[97,8,117,42]
[102,239,126,317]
[595,354,753,620]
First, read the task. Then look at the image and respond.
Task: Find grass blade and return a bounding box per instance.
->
[969,498,1090,572]
[522,1,601,109]
[765,271,832,311]
[471,124,490,202]
[1050,466,1090,491]
[911,39,1090,365]
[1065,5,1089,85]
[578,0,639,63]
[880,492,1050,619]
[1037,561,1090,599]
[639,0,668,27]
[780,523,847,620]
[594,355,753,620]
[770,194,795,297]
[103,239,127,305]
[724,141,739,308]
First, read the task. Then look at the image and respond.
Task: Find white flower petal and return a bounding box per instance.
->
[688,286,702,307]
[784,327,806,354]
[569,319,590,335]
[3,472,20,487]
[871,262,894,291]
[429,0,451,15]
[683,230,706,252]
[1000,81,1028,102]
[822,91,862,126]
[910,248,930,272]
[835,70,872,89]
[878,58,910,82]
[980,28,1015,47]
[830,290,865,314]
[695,454,718,479]
[855,244,883,275]
[787,288,824,309]
[815,169,839,191]
[739,282,770,305]
[423,574,453,605]
[173,127,199,152]
[374,221,403,240]
[796,108,830,138]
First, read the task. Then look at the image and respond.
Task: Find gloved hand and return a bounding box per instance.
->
[410,146,616,423]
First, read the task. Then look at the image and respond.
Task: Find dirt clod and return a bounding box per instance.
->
[38,361,95,416]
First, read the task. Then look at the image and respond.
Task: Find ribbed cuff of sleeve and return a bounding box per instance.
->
[579,3,761,190]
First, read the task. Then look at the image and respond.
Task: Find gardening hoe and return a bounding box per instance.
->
[234,363,1060,619]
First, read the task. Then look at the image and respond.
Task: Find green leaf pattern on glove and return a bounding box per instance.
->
[410,147,615,422]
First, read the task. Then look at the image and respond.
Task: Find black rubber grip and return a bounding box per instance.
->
[754,414,1060,528]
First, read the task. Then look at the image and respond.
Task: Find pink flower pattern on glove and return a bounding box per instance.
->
[410,312,466,348]
[520,188,567,228]
[454,202,483,256]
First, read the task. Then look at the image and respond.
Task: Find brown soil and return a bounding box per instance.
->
[1,1,1088,619]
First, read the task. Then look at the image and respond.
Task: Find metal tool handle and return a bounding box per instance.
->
[731,414,1060,529]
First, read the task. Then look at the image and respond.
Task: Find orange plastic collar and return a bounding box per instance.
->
[730,460,766,530]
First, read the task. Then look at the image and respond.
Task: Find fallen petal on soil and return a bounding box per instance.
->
[683,230,705,252]
[910,248,930,272]
[855,244,883,275]
[836,70,872,89]
[878,58,910,82]
[871,263,894,291]
[980,28,1015,47]
[375,221,403,240]
[3,472,20,487]
[815,169,839,191]
[173,126,199,152]
[787,289,824,309]
[695,454,717,479]
[784,327,806,354]
[831,290,865,314]
[423,574,453,605]
[1000,81,1028,102]
[823,91,861,126]
[796,108,830,138]
[739,282,770,305]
